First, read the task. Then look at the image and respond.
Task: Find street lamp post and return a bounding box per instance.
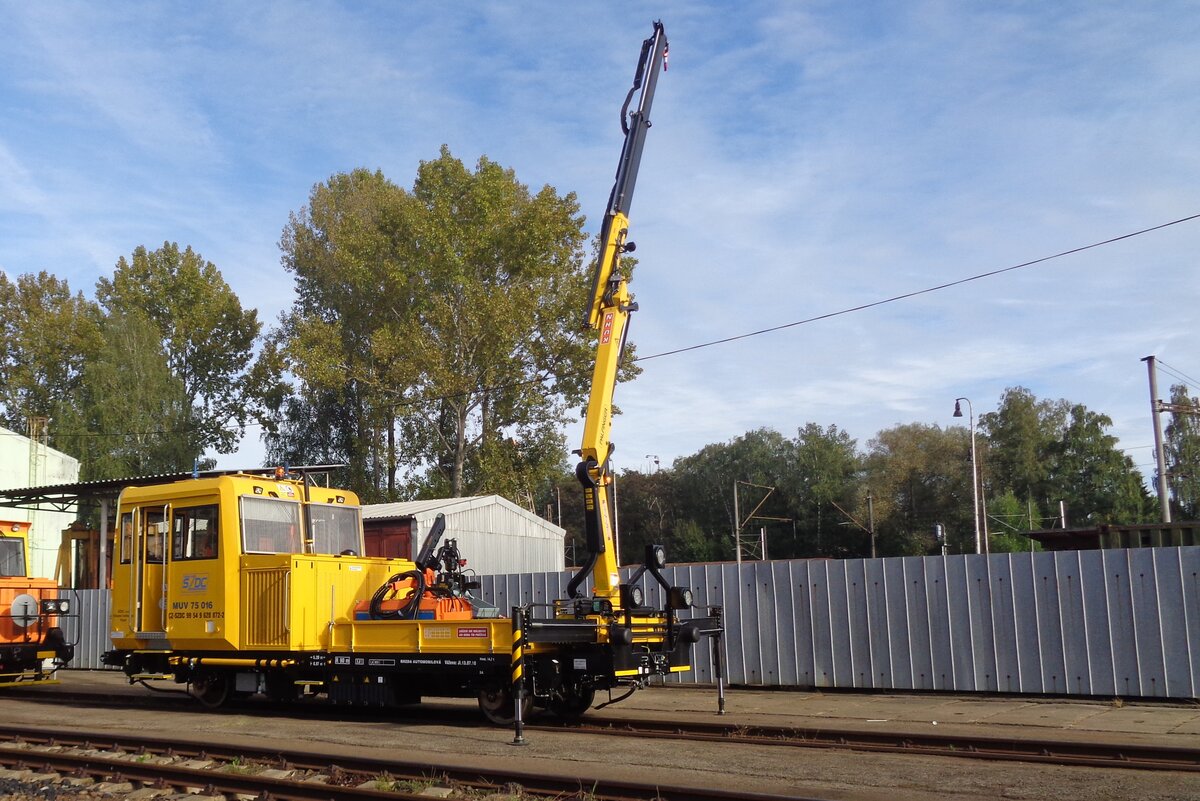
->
[953,397,982,555]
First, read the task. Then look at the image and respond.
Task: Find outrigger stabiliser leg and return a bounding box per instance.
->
[712,607,727,715]
[510,605,528,746]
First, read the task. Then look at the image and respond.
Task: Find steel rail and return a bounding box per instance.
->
[0,724,819,801]
[0,743,424,801]
[538,717,1200,772]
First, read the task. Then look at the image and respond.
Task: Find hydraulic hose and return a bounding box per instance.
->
[368,570,426,620]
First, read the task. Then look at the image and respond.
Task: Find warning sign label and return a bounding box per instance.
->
[457,627,489,638]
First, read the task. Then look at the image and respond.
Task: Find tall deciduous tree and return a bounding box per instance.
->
[672,428,793,561]
[95,243,261,455]
[979,386,1067,510]
[1046,404,1151,525]
[55,311,199,479]
[981,386,1150,528]
[1164,384,1200,519]
[0,271,102,439]
[865,423,974,555]
[784,423,862,557]
[272,148,598,501]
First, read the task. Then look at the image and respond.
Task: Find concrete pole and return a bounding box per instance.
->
[98,497,109,590]
[733,480,741,565]
[867,491,876,559]
[955,397,982,555]
[1142,355,1172,523]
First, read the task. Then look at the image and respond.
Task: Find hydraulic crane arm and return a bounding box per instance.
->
[581,20,668,331]
[570,21,668,603]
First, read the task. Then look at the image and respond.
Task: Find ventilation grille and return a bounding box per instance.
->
[242,568,288,647]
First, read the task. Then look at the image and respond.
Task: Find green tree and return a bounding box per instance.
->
[262,383,366,484]
[270,168,410,496]
[1046,404,1151,525]
[985,489,1041,552]
[865,423,973,555]
[784,423,863,558]
[0,271,102,440]
[979,386,1067,510]
[1164,384,1200,519]
[56,312,200,478]
[672,429,793,561]
[272,148,600,501]
[981,387,1150,528]
[95,243,262,455]
[611,468,676,567]
[671,518,724,563]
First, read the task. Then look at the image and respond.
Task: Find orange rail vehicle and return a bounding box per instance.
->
[0,520,74,685]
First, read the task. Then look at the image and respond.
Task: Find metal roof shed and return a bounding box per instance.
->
[362,495,565,576]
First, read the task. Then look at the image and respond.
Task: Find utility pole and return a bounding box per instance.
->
[867,491,876,559]
[733,481,782,562]
[953,398,982,554]
[1143,355,1171,523]
[831,497,876,559]
[733,480,741,565]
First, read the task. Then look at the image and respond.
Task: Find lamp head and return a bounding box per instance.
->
[952,400,963,418]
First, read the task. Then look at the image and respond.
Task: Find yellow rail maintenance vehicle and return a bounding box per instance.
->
[102,20,724,727]
[0,519,74,686]
[104,469,523,711]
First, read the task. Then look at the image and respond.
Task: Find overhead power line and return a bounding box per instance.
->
[637,212,1200,362]
[1155,359,1200,394]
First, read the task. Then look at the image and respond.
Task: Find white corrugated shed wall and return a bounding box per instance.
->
[367,495,564,576]
[0,424,81,578]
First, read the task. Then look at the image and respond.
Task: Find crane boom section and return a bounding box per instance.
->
[577,219,633,599]
[573,21,667,604]
[581,21,667,330]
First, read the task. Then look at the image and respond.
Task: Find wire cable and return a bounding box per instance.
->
[637,213,1200,363]
[373,212,1200,408]
[1155,359,1200,394]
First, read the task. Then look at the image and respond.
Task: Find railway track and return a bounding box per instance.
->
[539,717,1200,773]
[0,724,814,801]
[14,684,1200,775]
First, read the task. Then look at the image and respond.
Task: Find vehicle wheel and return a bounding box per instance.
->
[550,686,595,720]
[191,672,231,708]
[477,686,531,726]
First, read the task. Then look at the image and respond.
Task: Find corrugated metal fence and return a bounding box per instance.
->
[482,546,1200,698]
[61,547,1200,698]
[59,589,110,669]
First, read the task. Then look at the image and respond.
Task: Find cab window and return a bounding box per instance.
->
[144,509,166,564]
[0,539,25,577]
[307,503,363,555]
[173,505,219,561]
[119,512,134,564]
[241,497,302,554]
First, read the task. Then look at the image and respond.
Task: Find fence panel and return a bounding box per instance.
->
[57,589,111,670]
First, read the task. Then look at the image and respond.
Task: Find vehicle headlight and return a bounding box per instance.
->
[668,586,694,610]
[39,599,68,614]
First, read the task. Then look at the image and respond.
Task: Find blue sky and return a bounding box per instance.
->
[1,2,1197,483]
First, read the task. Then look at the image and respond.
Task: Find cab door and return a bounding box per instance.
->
[137,505,169,635]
